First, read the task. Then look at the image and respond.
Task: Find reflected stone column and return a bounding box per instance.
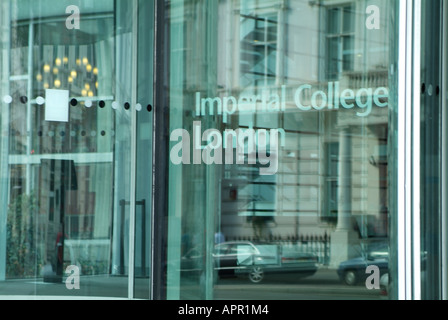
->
[330,126,359,268]
[0,0,10,281]
[337,126,352,231]
[275,0,286,86]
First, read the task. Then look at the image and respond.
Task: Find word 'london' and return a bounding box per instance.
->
[170,82,389,176]
[170,122,281,176]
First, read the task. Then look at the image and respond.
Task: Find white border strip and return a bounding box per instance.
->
[412,0,422,300]
[8,153,113,165]
[404,0,413,300]
[397,0,423,300]
[397,0,409,300]
[0,295,132,300]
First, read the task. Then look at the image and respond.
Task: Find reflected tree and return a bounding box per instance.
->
[6,192,39,278]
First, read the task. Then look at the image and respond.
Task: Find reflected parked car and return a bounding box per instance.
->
[337,245,429,288]
[337,244,389,286]
[380,273,389,296]
[213,241,318,283]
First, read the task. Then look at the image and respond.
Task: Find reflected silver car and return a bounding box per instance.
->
[213,241,318,283]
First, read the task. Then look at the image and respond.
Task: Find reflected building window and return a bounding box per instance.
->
[325,4,355,81]
[240,12,278,88]
[323,142,339,225]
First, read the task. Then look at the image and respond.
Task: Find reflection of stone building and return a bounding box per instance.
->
[213,0,389,266]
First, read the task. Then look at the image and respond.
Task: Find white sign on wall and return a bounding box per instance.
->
[45,89,69,122]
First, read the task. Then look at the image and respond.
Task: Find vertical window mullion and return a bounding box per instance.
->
[411,0,422,300]
[397,0,411,300]
[441,0,448,301]
[128,0,139,300]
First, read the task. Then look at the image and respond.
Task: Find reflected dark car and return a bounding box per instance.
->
[337,245,389,286]
[213,241,318,283]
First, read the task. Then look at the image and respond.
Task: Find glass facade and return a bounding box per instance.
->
[0,0,153,298]
[165,0,393,300]
[0,0,446,301]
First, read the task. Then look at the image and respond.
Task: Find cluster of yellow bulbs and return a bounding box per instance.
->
[36,57,99,97]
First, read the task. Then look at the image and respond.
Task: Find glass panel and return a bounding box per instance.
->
[9,80,28,155]
[166,0,397,300]
[342,36,354,71]
[328,8,340,35]
[421,0,442,300]
[0,0,153,299]
[134,0,154,300]
[327,37,340,81]
[343,5,355,34]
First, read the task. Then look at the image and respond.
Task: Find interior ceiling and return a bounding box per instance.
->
[10,0,114,46]
[11,0,113,21]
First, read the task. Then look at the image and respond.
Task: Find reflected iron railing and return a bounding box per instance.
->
[342,70,389,89]
[230,233,331,266]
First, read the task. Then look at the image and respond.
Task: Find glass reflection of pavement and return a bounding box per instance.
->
[0,276,145,299]
[214,269,387,300]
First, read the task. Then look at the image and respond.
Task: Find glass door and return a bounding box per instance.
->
[164,0,398,300]
[0,0,153,299]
